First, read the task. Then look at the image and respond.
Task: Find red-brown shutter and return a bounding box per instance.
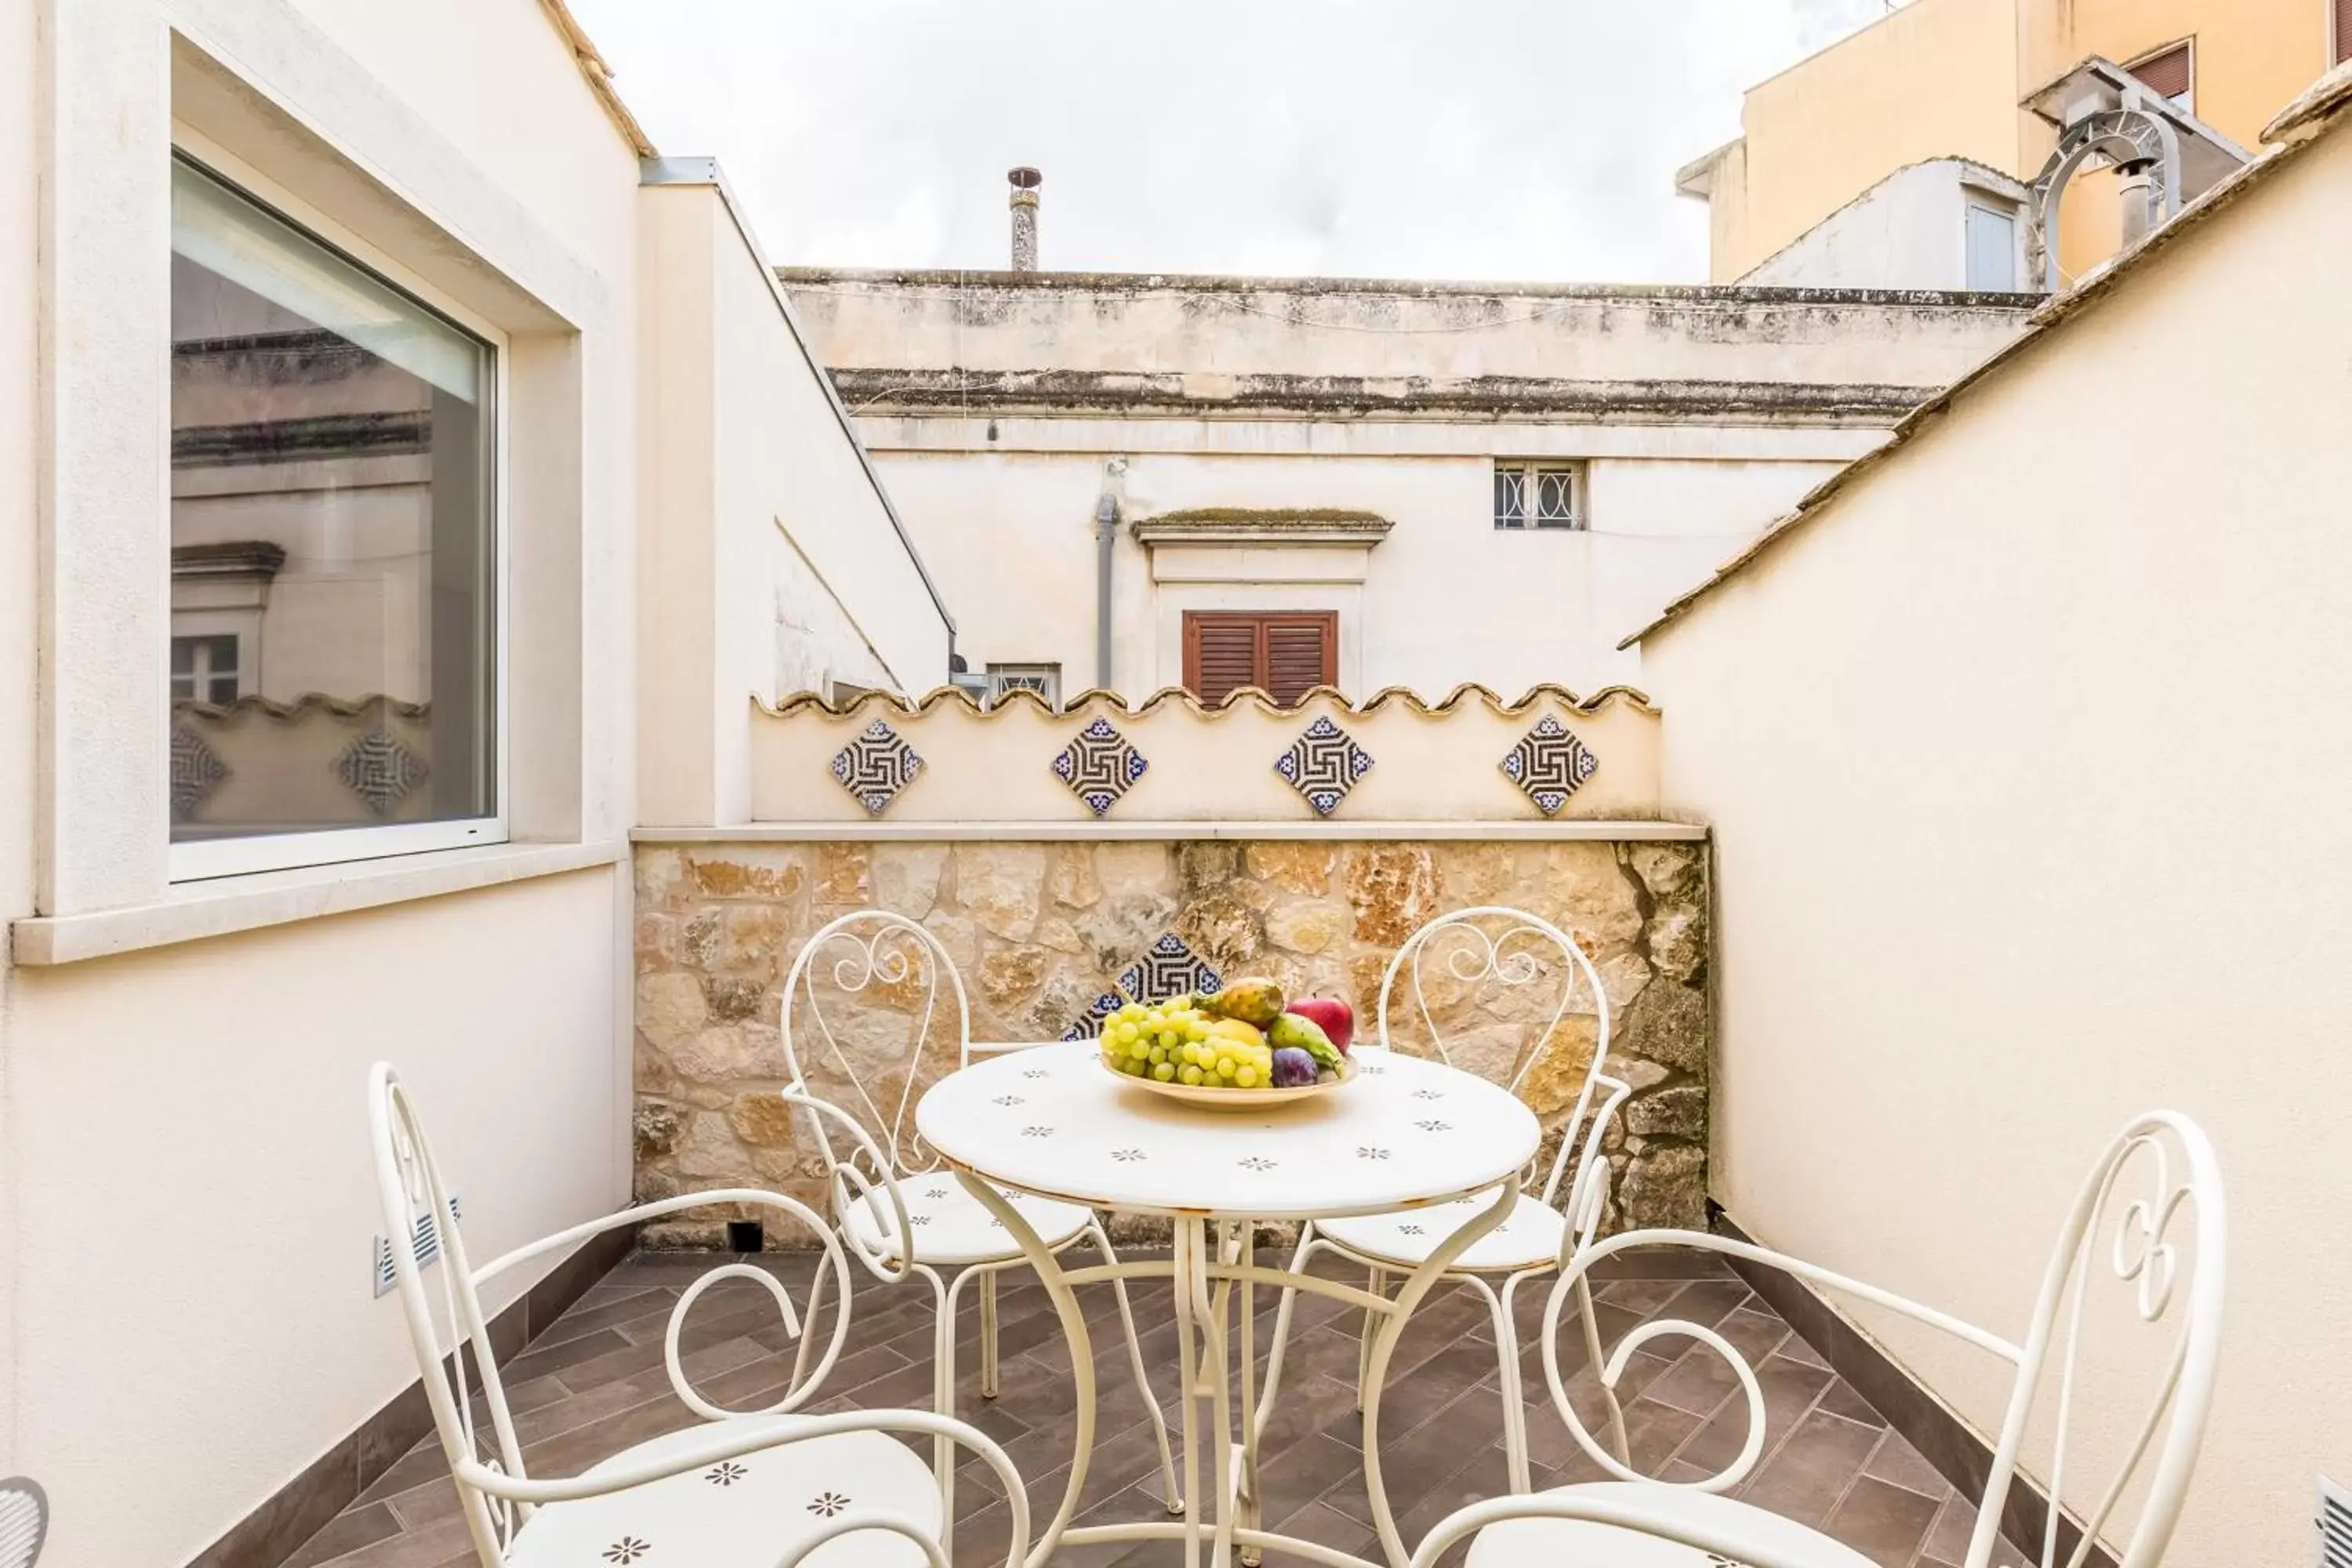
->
[1185,615,1264,705]
[2129,42,2191,100]
[1181,612,1338,704]
[1263,616,1338,703]
[2337,0,2351,64]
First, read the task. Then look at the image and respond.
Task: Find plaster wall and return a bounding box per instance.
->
[861,446,1849,698]
[1742,161,2028,292]
[1639,122,2352,1567]
[784,273,2034,390]
[5,1,649,1559]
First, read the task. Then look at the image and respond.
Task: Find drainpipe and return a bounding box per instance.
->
[1094,459,1126,691]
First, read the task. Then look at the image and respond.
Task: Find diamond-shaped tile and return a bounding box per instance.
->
[831,719,924,815]
[1052,717,1149,818]
[1118,932,1222,1004]
[1500,713,1599,816]
[336,730,428,816]
[169,726,229,820]
[1272,716,1374,816]
[1062,991,1127,1041]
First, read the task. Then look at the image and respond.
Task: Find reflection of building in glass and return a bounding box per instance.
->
[168,160,493,839]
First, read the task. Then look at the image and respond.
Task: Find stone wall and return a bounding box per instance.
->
[633,837,1709,1246]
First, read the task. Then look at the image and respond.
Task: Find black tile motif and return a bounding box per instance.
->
[1052,717,1149,817]
[1273,716,1374,816]
[830,719,923,815]
[169,726,229,819]
[1501,713,1599,816]
[1062,991,1127,1041]
[1117,932,1222,1005]
[336,730,428,816]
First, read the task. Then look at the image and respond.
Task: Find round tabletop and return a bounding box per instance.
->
[915,1040,1541,1221]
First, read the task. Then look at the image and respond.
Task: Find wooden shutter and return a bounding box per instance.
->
[1263,615,1338,703]
[1181,612,1338,704]
[2337,0,2351,64]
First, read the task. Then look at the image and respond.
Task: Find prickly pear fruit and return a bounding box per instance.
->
[1269,1011,1343,1072]
[1199,977,1287,1027]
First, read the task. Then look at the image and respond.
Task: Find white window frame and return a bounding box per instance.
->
[985,663,1062,709]
[1493,460,1587,531]
[169,633,243,705]
[1962,195,2020,292]
[165,141,511,884]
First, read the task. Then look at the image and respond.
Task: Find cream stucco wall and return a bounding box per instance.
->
[2,4,649,1562]
[638,178,951,828]
[3,1,945,1561]
[1638,123,2352,1566]
[786,275,2034,700]
[868,445,1853,696]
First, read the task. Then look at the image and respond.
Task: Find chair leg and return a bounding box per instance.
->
[1490,1272,1534,1494]
[979,1268,1000,1399]
[789,1250,830,1396]
[1357,1265,1388,1412]
[931,1265,967,1559]
[1090,1216,1184,1514]
[1254,1225,1326,1447]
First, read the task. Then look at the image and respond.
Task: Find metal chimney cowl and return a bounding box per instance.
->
[1008,166,1040,270]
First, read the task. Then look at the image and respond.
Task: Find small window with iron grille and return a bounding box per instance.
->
[986,663,1062,709]
[1493,461,1585,531]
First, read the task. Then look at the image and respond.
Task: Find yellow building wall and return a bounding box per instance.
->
[1714,0,2336,284]
[1715,0,2024,280]
[2042,0,2334,281]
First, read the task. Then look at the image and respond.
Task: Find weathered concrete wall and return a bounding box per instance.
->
[632,837,1711,1241]
[777,270,2034,697]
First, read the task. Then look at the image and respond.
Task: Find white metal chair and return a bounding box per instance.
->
[366,1062,1031,1568]
[778,909,1181,1544]
[1259,906,1620,1491]
[1414,1109,2226,1568]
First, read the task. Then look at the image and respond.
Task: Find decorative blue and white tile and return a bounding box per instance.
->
[1272,716,1374,816]
[831,719,924,815]
[169,726,229,819]
[1062,991,1127,1040]
[1500,713,1599,816]
[1119,932,1222,1004]
[336,730,428,816]
[1052,717,1149,817]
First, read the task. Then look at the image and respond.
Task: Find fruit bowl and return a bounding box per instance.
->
[1101,1054,1355,1111]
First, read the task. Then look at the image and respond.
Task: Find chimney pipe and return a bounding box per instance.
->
[1007,166,1041,270]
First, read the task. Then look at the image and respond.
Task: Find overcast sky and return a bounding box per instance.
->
[570,0,1898,284]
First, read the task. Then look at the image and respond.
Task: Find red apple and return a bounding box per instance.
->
[1284,996,1355,1053]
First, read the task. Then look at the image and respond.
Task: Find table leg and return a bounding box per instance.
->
[1359,1181,1519,1568]
[951,1171,1098,1568]
[1171,1216,1207,1568]
[1236,1223,1265,1566]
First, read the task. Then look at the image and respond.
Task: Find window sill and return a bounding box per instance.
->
[9,840,626,966]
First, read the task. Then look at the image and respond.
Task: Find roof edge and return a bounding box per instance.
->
[1622,107,2344,650]
[535,0,657,158]
[755,681,1655,722]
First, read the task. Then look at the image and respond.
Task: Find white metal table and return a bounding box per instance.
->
[915,1040,1541,1568]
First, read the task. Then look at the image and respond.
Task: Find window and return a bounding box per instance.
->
[169,157,499,874]
[1964,201,2017,291]
[1493,462,1584,530]
[1181,612,1337,706]
[170,634,242,705]
[2126,41,2193,113]
[2337,0,2351,65]
[985,663,1062,709]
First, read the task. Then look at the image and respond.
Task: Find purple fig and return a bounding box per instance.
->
[1269,1046,1317,1087]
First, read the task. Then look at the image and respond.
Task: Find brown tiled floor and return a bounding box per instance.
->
[285,1246,2010,1568]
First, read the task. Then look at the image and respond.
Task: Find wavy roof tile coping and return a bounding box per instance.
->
[171,691,431,720]
[755,681,1656,721]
